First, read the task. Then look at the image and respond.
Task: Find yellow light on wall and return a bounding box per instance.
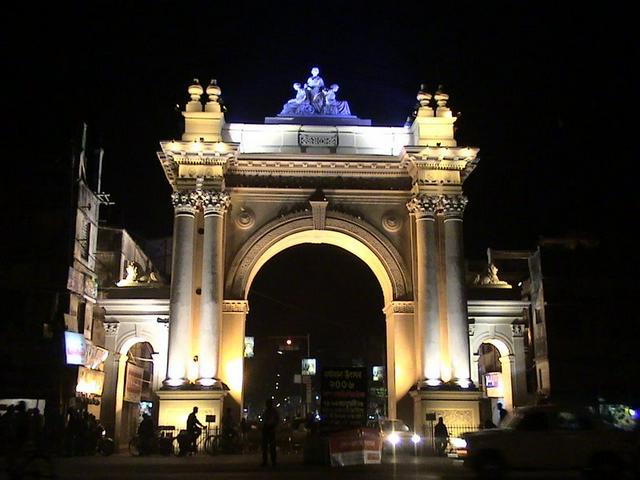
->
[224,358,243,398]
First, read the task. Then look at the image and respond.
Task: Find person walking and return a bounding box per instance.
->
[433,417,449,456]
[260,399,279,467]
[497,402,509,425]
[138,413,155,455]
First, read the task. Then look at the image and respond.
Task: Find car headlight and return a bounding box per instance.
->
[386,432,400,446]
[449,437,466,449]
[411,433,421,444]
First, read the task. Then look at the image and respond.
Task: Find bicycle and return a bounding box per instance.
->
[129,433,176,456]
[204,429,243,455]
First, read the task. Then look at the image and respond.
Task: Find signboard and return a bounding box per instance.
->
[244,336,254,358]
[321,367,367,431]
[76,366,105,395]
[67,267,84,295]
[84,344,109,370]
[329,428,382,466]
[302,358,316,376]
[84,275,98,299]
[372,366,384,382]
[64,331,86,365]
[83,305,94,340]
[124,363,144,403]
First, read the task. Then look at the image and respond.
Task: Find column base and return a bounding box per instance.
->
[157,388,228,435]
[410,388,482,446]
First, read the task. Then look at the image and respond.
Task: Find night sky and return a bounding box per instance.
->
[5,3,637,396]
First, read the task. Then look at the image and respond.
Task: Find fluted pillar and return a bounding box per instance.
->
[442,194,471,387]
[164,191,197,386]
[407,195,441,386]
[198,191,230,386]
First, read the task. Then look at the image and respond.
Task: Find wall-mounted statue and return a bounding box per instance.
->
[472,263,512,288]
[116,260,162,287]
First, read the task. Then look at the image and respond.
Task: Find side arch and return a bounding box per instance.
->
[470,331,516,413]
[225,210,411,304]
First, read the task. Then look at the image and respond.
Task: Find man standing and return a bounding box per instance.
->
[261,399,279,467]
[186,406,204,454]
[497,402,509,426]
[137,413,155,455]
[434,417,449,456]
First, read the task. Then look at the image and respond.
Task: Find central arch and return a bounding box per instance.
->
[226,211,411,304]
[246,229,393,304]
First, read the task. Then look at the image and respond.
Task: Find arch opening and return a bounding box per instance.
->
[243,243,387,423]
[475,338,514,424]
[115,339,156,447]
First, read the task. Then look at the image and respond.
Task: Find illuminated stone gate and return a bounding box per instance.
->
[153,72,484,433]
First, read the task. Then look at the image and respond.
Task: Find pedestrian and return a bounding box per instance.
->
[221,407,238,451]
[497,402,508,425]
[138,413,155,455]
[186,406,204,455]
[433,416,449,456]
[261,399,279,467]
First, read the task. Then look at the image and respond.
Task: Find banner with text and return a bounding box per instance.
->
[320,367,367,432]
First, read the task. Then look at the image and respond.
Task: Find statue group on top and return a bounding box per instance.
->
[279,67,351,116]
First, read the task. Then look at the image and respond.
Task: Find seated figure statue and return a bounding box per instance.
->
[323,84,351,115]
[279,82,315,115]
[305,67,326,113]
[277,67,353,117]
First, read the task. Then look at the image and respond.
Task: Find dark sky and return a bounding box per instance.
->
[6,3,635,260]
[5,2,637,404]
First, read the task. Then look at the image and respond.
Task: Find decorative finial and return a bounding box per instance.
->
[434,85,451,117]
[207,79,221,102]
[416,84,434,117]
[188,79,203,101]
[205,79,223,113]
[186,79,204,112]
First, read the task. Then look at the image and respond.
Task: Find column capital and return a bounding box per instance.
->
[200,190,230,216]
[441,194,468,218]
[406,194,440,219]
[171,191,198,214]
[104,321,120,337]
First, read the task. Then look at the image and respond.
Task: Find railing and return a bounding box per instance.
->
[446,424,480,439]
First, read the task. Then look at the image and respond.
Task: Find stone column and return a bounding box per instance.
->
[198,191,230,385]
[100,323,120,441]
[442,194,471,386]
[164,191,197,386]
[407,195,441,385]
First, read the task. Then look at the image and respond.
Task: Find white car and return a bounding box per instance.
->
[372,419,422,454]
[463,404,638,478]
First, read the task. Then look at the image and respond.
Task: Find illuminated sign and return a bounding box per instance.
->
[372,366,384,382]
[485,372,503,398]
[244,336,254,358]
[485,372,500,388]
[302,358,316,376]
[76,366,105,395]
[64,331,86,365]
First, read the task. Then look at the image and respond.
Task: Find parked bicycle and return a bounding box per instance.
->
[204,428,243,455]
[129,427,176,456]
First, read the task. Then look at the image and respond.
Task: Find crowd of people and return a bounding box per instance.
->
[0,401,107,459]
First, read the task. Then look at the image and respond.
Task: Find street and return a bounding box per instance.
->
[1,451,590,480]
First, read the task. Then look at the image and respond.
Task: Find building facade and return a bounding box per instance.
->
[99,73,519,443]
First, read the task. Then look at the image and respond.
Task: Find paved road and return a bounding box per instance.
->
[2,452,585,479]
